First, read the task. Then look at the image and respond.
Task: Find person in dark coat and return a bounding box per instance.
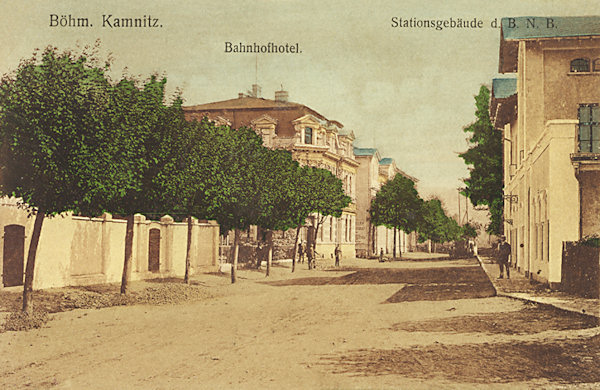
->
[497,235,511,279]
[334,244,341,267]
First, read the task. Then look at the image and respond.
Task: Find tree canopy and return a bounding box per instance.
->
[370,174,423,234]
[459,85,503,235]
[418,198,462,244]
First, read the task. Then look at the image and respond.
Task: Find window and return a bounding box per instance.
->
[594,59,600,72]
[304,127,313,144]
[578,104,600,152]
[571,58,590,72]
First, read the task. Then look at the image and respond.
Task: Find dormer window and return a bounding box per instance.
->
[304,127,313,144]
[570,58,590,72]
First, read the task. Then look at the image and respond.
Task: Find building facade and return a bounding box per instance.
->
[354,148,417,258]
[495,16,600,287]
[183,88,359,258]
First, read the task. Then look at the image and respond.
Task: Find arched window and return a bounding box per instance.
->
[570,58,590,72]
[594,58,600,72]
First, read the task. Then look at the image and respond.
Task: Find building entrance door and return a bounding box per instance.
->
[3,225,25,287]
[148,228,160,273]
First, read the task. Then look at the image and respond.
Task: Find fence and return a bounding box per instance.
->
[1,199,219,289]
[561,241,600,298]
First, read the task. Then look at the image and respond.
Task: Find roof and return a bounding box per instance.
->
[501,16,600,40]
[491,78,518,129]
[492,78,517,99]
[183,95,337,138]
[353,147,378,156]
[379,157,394,165]
[185,96,303,111]
[499,16,600,73]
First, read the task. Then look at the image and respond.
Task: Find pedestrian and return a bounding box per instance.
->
[379,248,385,263]
[307,244,315,270]
[298,241,305,264]
[497,235,511,279]
[255,241,263,269]
[334,244,341,267]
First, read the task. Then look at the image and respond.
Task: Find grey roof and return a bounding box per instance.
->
[502,16,600,40]
[492,78,517,99]
[379,158,394,165]
[353,147,378,156]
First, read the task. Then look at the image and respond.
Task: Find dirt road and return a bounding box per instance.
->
[1,257,599,389]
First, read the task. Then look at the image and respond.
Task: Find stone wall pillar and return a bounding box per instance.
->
[101,212,112,279]
[160,215,174,272]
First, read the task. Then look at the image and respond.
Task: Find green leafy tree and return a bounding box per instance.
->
[370,174,423,258]
[461,222,478,239]
[0,46,125,311]
[103,75,187,294]
[303,167,351,267]
[459,85,504,235]
[418,198,462,251]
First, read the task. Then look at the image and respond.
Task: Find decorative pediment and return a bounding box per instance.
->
[292,114,323,128]
[213,116,232,127]
[339,129,355,141]
[250,114,278,127]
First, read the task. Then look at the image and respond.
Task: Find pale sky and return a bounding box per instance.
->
[0,0,594,221]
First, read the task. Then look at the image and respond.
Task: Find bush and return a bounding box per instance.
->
[577,235,600,248]
[3,310,50,332]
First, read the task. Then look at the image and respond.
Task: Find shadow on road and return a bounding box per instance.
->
[265,265,497,302]
[391,303,599,334]
[320,334,600,384]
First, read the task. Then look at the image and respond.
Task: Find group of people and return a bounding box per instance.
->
[297,241,342,269]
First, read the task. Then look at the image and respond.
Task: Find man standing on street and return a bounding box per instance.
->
[334,244,341,267]
[298,241,305,264]
[497,235,511,279]
[307,244,315,270]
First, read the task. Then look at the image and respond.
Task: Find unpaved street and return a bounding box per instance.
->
[1,257,599,389]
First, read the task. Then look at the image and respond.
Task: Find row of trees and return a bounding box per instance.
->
[370,174,477,256]
[0,45,349,312]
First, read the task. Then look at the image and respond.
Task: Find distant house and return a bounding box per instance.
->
[353,147,417,258]
[495,16,600,287]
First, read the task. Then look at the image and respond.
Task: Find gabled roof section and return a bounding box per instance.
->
[353,147,378,156]
[491,78,518,129]
[338,129,355,140]
[499,16,600,73]
[492,78,517,99]
[379,157,394,165]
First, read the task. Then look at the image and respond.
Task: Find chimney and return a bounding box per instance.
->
[275,89,289,102]
[250,84,261,98]
[238,92,244,98]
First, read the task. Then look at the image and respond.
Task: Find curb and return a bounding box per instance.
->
[475,255,599,320]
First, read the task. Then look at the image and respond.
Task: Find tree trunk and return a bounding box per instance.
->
[184,215,193,284]
[231,229,240,283]
[120,215,134,295]
[266,230,273,277]
[291,225,301,273]
[22,209,45,313]
[393,227,397,259]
